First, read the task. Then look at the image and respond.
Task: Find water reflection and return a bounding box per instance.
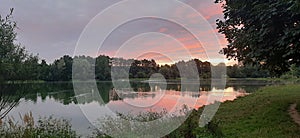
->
[0,85,21,120]
[102,85,248,114]
[0,82,261,106]
[0,81,266,136]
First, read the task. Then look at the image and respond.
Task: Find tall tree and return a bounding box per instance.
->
[216,0,300,76]
[21,55,40,80]
[95,55,111,80]
[48,55,73,81]
[39,60,50,81]
[0,9,32,81]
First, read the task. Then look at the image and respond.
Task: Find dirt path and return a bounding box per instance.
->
[288,103,300,126]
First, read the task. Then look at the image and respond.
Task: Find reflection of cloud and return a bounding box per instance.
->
[106,87,248,114]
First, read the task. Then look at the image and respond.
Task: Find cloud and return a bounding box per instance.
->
[0,0,232,64]
[0,0,119,62]
[158,28,168,33]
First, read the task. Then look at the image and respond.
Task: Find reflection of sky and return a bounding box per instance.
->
[7,86,248,136]
[105,87,248,113]
[0,0,236,65]
[8,96,94,136]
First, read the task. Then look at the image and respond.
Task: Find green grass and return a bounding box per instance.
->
[196,85,300,137]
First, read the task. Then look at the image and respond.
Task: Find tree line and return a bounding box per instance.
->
[1,49,273,82]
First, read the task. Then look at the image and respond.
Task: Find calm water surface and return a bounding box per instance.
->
[1,80,269,136]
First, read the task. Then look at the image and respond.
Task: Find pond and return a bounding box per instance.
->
[0,80,272,136]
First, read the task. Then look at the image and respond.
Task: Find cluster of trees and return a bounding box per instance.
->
[216,0,300,76]
[227,64,270,78]
[51,55,214,81]
[0,46,274,82]
[111,58,212,79]
[280,64,300,79]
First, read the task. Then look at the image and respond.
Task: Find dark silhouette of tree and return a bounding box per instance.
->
[39,60,50,80]
[216,0,300,76]
[95,55,111,80]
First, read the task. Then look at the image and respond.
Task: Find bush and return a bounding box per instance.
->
[0,112,78,138]
[280,64,300,79]
[280,73,295,80]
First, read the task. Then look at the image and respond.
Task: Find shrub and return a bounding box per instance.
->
[0,112,78,138]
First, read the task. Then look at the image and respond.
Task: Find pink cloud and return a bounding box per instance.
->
[158,28,168,33]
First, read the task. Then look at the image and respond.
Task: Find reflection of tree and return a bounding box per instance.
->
[109,89,122,101]
[0,85,21,119]
[0,93,19,119]
[0,81,261,110]
[130,82,150,92]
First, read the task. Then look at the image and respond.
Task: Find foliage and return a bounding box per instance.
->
[92,105,191,137]
[96,55,111,80]
[5,54,216,82]
[0,9,41,82]
[0,112,78,138]
[93,105,225,138]
[216,0,300,76]
[227,64,270,78]
[281,64,300,79]
[1,52,273,82]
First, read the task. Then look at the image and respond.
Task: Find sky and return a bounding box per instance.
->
[0,0,235,65]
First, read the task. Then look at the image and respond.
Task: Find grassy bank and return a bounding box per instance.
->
[187,85,300,137]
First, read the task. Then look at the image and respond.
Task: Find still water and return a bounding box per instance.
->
[0,80,269,136]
